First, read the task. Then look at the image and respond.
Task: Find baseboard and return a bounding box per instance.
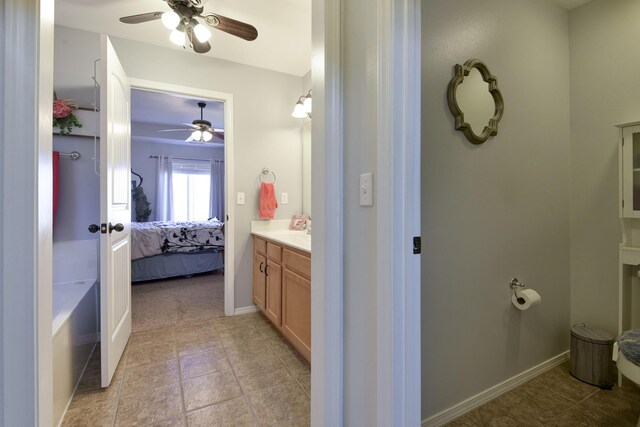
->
[234,305,259,315]
[422,351,570,427]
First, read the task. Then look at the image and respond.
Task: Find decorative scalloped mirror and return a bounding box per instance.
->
[447,59,504,145]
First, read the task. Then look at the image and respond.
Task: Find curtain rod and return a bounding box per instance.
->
[148,155,223,162]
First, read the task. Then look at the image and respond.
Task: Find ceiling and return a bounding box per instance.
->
[55,0,312,77]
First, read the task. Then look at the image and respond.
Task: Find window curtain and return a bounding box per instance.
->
[209,160,225,221]
[155,155,174,221]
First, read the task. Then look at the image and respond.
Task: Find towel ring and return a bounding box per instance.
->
[259,168,276,183]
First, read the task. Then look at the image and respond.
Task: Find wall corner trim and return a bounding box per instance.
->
[422,351,570,427]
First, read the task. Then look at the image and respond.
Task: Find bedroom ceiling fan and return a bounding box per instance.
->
[158,102,224,143]
[119,0,258,54]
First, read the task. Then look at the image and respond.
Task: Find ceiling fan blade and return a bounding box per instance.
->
[185,135,195,142]
[202,13,258,41]
[212,132,224,140]
[119,12,163,24]
[186,25,212,54]
[158,129,191,132]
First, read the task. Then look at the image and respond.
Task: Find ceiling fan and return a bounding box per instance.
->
[159,102,224,143]
[119,0,258,54]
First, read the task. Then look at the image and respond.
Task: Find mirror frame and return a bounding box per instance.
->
[447,59,504,145]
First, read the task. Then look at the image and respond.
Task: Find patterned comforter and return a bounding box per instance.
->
[131,220,224,261]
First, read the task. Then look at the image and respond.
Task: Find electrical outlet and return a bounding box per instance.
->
[237,192,245,205]
[281,193,289,204]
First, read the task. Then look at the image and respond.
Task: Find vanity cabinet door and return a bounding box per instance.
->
[282,269,311,362]
[253,252,267,310]
[264,261,282,326]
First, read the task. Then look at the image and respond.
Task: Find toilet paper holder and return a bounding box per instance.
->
[510,277,525,297]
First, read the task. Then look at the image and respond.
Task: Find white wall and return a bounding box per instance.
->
[421,0,571,419]
[55,25,304,309]
[130,139,224,221]
[569,0,640,334]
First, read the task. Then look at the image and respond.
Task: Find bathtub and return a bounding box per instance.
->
[52,240,99,427]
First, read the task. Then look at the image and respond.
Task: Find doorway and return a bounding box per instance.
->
[130,79,236,316]
[128,86,233,331]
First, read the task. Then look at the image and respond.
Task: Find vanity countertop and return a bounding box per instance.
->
[251,220,311,253]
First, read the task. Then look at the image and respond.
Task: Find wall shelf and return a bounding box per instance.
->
[53,109,99,138]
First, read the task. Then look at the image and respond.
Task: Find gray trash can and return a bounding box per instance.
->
[570,325,615,388]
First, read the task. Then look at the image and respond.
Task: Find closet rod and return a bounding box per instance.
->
[148,155,223,162]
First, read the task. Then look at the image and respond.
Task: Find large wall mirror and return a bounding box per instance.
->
[447,59,504,145]
[302,121,311,217]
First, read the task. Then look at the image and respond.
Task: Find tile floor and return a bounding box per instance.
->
[448,361,640,426]
[61,275,310,426]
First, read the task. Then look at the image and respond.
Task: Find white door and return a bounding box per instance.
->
[99,35,132,387]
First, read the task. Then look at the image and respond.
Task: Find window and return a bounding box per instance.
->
[171,159,210,221]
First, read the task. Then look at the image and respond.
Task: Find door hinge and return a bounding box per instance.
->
[413,236,421,254]
[622,137,625,146]
[623,199,625,208]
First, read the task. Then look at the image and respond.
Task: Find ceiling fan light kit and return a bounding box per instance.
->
[119,0,258,55]
[170,28,185,46]
[161,11,180,29]
[157,101,224,144]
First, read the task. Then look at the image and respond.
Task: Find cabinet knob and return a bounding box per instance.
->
[265,264,269,276]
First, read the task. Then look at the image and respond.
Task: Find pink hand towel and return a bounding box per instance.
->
[259,182,278,219]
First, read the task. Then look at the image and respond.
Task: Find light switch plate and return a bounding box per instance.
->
[360,173,373,206]
[237,192,245,205]
[281,193,289,204]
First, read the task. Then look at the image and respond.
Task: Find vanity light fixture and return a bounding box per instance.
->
[291,90,312,118]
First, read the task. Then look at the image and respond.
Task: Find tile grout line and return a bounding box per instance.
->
[110,337,131,427]
[255,318,311,399]
[542,388,601,425]
[216,316,263,425]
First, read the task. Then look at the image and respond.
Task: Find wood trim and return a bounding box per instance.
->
[376,0,422,424]
[128,78,236,316]
[3,0,54,424]
[422,352,569,426]
[312,0,344,423]
[234,305,259,315]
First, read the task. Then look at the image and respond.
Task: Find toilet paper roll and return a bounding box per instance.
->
[512,289,541,311]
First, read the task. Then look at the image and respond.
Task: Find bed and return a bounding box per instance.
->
[130,220,225,282]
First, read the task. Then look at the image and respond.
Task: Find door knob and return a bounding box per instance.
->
[109,223,124,233]
[88,224,100,233]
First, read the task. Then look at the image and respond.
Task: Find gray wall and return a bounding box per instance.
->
[52,136,100,242]
[569,0,640,334]
[130,139,224,221]
[54,25,304,309]
[421,0,571,418]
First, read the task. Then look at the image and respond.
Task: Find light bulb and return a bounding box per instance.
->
[161,11,180,30]
[191,130,203,140]
[193,23,212,43]
[170,29,185,46]
[291,101,307,118]
[202,131,213,142]
[303,95,312,114]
